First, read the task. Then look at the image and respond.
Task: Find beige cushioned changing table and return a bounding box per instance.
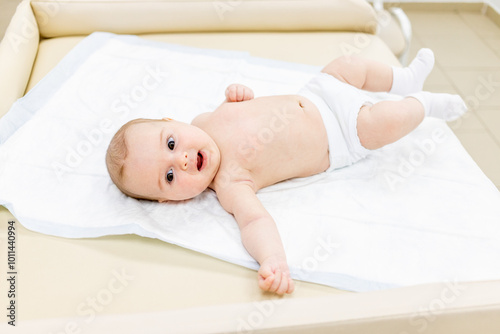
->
[0,0,499,332]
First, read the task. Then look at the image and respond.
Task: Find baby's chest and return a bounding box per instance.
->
[217,121,327,188]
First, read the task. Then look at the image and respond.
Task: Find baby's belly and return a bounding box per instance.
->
[250,96,330,189]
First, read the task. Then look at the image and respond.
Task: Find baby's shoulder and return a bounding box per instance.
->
[191,112,211,128]
[212,176,257,213]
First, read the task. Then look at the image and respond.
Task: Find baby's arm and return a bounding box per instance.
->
[225,84,254,102]
[217,183,294,295]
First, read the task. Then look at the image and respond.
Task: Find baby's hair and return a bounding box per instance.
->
[105,118,167,200]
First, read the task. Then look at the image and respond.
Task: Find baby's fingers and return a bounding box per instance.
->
[276,272,294,295]
[225,85,238,102]
[241,87,254,101]
[258,266,274,290]
[268,269,283,293]
[235,85,245,101]
[258,272,274,291]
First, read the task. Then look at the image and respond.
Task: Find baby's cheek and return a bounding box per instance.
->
[188,178,209,198]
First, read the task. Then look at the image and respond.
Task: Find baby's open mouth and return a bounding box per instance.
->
[197,152,203,171]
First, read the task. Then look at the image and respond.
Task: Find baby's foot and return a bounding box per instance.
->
[390,48,435,96]
[409,91,468,121]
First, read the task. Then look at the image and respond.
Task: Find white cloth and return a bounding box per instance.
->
[298,72,373,171]
[1,32,499,292]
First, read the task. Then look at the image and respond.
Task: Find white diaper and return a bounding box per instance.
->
[298,73,374,171]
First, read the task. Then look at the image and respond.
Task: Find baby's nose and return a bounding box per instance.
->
[178,152,188,171]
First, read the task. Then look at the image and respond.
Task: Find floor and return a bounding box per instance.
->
[404,7,500,190]
[0,1,499,189]
[0,0,21,41]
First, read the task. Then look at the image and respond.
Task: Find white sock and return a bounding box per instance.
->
[409,91,468,121]
[390,48,435,96]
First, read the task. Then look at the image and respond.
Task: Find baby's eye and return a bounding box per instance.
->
[166,169,174,183]
[167,137,175,150]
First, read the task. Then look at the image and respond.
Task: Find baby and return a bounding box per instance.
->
[106,49,467,295]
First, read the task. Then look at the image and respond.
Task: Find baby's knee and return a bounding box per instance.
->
[322,56,366,89]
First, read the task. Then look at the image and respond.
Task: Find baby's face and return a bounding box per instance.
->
[122,119,220,201]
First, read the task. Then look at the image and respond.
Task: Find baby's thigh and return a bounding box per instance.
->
[357,100,421,150]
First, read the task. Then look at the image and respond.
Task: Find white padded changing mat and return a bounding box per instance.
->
[0,32,499,292]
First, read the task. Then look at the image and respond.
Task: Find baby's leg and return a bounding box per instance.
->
[357,99,424,150]
[358,92,467,150]
[321,49,434,95]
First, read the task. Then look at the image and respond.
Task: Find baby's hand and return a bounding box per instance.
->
[258,256,295,295]
[225,84,254,102]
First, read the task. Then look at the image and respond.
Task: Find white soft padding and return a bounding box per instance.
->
[1,33,499,292]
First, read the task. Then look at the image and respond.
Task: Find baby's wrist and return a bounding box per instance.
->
[260,255,290,272]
